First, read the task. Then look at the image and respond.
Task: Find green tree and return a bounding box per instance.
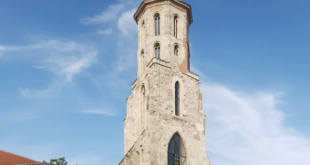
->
[43,157,68,165]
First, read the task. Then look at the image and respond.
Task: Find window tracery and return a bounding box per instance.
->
[168,133,187,165]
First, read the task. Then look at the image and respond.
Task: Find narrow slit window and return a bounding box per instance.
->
[154,14,160,36]
[155,43,160,59]
[175,82,180,116]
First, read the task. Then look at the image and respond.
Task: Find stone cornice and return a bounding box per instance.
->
[182,71,199,81]
[133,0,193,25]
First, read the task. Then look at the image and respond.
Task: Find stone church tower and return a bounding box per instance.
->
[119,0,211,164]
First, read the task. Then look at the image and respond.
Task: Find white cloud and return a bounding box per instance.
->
[31,40,97,82]
[80,4,123,25]
[4,39,99,98]
[202,82,310,165]
[18,79,65,99]
[44,55,95,82]
[0,45,23,57]
[98,28,113,35]
[19,88,51,99]
[78,110,117,116]
[117,9,137,35]
[112,9,138,72]
[0,45,21,51]
[79,3,138,73]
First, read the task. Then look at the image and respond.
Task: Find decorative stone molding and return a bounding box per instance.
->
[147,57,170,69]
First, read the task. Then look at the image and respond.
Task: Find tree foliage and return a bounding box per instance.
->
[43,157,68,165]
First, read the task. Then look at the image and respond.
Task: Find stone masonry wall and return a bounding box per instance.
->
[137,0,191,78]
[122,59,211,164]
[122,0,211,164]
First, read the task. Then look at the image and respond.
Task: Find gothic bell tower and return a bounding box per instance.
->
[119,0,211,164]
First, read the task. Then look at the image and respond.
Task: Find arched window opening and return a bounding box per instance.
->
[174,45,179,56]
[174,16,178,38]
[175,82,180,116]
[154,14,160,36]
[155,43,160,59]
[140,85,145,124]
[168,133,186,165]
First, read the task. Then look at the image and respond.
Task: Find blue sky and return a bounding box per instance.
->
[0,0,309,164]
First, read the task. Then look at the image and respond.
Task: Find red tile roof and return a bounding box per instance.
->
[0,150,40,165]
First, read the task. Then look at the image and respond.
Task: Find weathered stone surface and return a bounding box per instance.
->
[120,0,211,164]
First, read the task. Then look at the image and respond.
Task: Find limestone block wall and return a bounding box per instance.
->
[137,0,191,78]
[124,81,146,153]
[122,0,210,164]
[122,60,211,165]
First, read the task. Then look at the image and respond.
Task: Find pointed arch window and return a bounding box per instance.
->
[155,43,160,59]
[174,15,178,38]
[174,45,179,56]
[175,82,180,116]
[168,133,187,165]
[154,14,160,36]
